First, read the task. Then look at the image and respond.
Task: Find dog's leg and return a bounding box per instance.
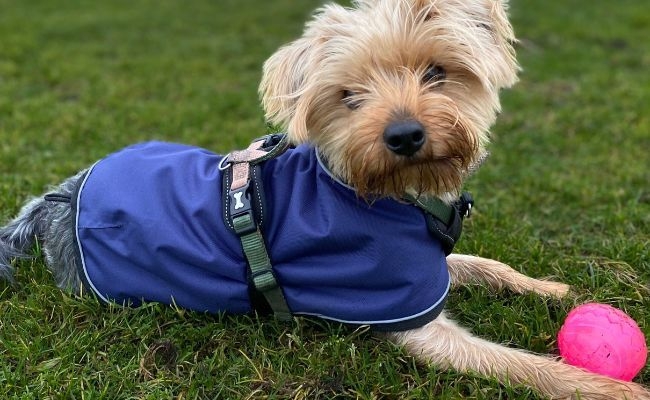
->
[389,312,650,400]
[447,254,570,298]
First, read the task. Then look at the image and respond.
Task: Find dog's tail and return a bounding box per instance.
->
[0,196,51,282]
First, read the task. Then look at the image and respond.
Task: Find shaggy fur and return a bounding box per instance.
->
[1,0,648,398]
[260,0,517,199]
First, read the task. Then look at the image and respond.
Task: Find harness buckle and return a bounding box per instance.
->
[251,268,278,293]
[232,210,257,236]
[229,182,257,235]
[455,192,474,219]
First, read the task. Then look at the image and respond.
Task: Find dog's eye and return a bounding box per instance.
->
[342,90,362,110]
[423,65,446,85]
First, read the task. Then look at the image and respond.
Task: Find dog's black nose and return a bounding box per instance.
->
[383,120,426,157]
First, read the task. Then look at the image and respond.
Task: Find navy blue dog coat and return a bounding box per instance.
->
[72,141,450,331]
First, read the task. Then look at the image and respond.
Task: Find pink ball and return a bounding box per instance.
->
[558,303,647,381]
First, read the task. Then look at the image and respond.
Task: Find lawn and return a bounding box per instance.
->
[0,0,648,398]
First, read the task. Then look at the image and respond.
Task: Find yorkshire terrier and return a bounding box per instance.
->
[1,0,648,398]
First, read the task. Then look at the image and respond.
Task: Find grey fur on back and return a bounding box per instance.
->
[0,171,87,292]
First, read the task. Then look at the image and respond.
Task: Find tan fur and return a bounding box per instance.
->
[260,0,517,198]
[259,0,649,398]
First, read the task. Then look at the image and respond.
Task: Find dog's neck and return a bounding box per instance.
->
[314,148,356,192]
[314,147,459,205]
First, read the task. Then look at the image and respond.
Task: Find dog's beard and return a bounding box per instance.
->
[317,138,479,200]
[348,155,470,199]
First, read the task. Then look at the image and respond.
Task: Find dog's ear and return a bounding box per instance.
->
[259,5,352,143]
[476,0,519,89]
[259,36,318,143]
[427,0,519,89]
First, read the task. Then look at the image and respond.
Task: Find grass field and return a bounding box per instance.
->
[0,0,649,398]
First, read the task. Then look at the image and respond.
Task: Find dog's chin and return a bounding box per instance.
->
[346,156,469,200]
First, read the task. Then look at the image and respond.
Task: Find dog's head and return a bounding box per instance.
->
[259,0,519,199]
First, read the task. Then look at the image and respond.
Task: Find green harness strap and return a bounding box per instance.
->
[408,195,454,224]
[223,135,292,321]
[404,192,473,256]
[232,214,292,320]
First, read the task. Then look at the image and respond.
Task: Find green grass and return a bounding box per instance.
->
[0,0,648,398]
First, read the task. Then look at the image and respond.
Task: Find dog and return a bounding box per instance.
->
[1,0,648,398]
